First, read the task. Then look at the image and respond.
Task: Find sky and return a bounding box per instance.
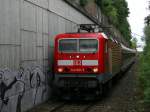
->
[126,0,149,51]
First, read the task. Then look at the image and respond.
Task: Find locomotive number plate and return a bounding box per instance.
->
[73,60,82,65]
[70,68,82,72]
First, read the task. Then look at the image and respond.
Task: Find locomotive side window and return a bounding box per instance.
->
[59,39,77,52]
[79,39,98,53]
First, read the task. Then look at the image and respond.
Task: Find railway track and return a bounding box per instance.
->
[49,102,98,112]
[28,100,101,112]
[28,61,138,112]
[27,100,65,112]
[49,102,66,112]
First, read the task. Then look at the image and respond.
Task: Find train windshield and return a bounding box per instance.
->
[79,39,98,53]
[59,39,98,53]
[59,39,77,52]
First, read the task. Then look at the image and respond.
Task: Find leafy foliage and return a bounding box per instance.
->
[139,25,150,103]
[131,38,137,49]
[95,0,131,44]
[79,0,88,6]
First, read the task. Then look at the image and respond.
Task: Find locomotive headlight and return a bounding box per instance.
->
[58,68,63,73]
[93,68,98,73]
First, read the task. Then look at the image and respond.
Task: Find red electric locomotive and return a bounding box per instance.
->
[53,24,136,99]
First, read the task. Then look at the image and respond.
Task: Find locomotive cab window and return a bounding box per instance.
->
[58,39,98,53]
[59,39,77,52]
[79,39,98,53]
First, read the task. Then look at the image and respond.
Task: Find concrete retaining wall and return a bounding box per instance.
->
[0,0,93,112]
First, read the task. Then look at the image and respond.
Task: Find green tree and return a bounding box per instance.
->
[131,37,137,49]
[79,0,88,6]
[96,0,118,24]
[140,25,150,103]
[95,0,132,44]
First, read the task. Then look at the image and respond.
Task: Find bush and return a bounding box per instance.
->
[79,0,88,6]
[144,88,150,103]
[139,26,150,103]
[95,0,131,45]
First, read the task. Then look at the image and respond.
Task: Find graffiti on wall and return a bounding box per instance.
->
[0,65,49,112]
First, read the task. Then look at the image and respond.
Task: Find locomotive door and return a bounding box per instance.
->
[104,41,109,73]
[108,40,112,74]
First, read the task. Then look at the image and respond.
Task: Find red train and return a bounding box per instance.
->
[53,24,136,99]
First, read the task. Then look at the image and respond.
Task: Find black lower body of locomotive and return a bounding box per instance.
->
[53,73,113,100]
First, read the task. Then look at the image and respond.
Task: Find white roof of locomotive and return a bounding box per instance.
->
[121,44,136,53]
[101,33,108,39]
